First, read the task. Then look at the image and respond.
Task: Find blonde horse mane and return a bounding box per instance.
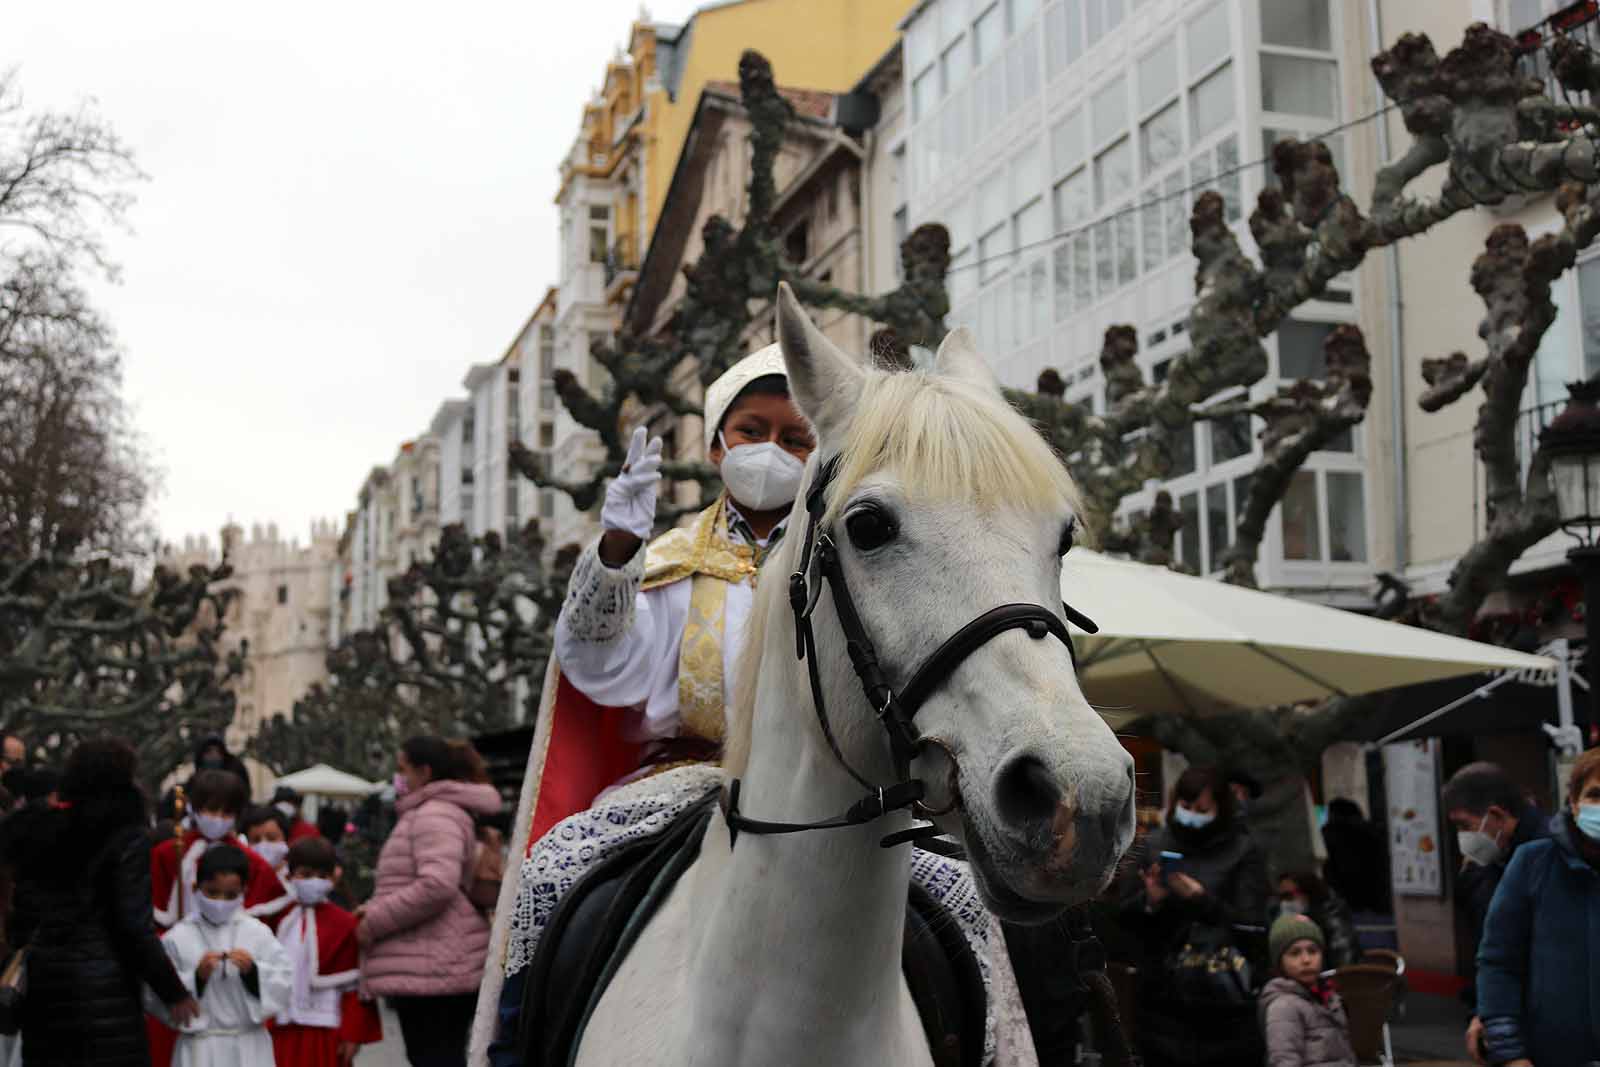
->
[724,362,1084,777]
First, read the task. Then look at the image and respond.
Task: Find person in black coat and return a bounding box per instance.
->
[183,733,251,793]
[1121,765,1271,1067]
[0,738,199,1065]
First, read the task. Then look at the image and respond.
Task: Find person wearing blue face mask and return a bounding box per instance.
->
[1475,748,1600,1067]
[1122,765,1270,1067]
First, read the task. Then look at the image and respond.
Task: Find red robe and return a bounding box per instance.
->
[150,829,292,930]
[147,831,292,1067]
[526,674,643,852]
[288,818,321,843]
[270,900,383,1066]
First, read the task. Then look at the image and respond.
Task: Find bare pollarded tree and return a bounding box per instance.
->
[0,72,152,559]
[515,25,1600,872]
[254,521,578,782]
[510,50,952,521]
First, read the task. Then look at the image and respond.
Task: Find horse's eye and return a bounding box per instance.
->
[1058,519,1077,558]
[844,507,898,552]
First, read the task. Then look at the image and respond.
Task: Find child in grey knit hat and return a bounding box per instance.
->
[1258,913,1358,1067]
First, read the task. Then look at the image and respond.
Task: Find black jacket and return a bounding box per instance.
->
[2,791,188,1066]
[1456,803,1552,1009]
[1119,822,1271,1067]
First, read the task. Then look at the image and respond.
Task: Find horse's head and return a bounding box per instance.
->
[756,285,1136,920]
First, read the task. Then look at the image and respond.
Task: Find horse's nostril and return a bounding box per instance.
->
[994,752,1062,828]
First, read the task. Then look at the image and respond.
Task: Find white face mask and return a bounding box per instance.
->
[1172,804,1216,830]
[194,814,235,842]
[1458,812,1506,867]
[196,895,241,926]
[718,435,805,513]
[274,802,297,819]
[252,840,289,868]
[290,877,334,907]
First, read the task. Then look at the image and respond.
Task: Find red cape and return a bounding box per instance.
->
[150,830,290,929]
[275,901,382,1044]
[525,673,644,853]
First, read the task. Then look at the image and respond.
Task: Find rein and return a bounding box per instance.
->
[722,455,1099,852]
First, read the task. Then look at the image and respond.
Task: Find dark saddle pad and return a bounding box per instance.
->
[516,791,985,1067]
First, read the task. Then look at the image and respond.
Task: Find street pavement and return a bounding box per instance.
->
[353,1002,409,1066]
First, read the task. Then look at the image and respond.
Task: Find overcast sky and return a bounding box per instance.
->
[8,2,704,550]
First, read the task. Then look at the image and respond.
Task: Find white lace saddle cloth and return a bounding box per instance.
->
[502,765,1041,1066]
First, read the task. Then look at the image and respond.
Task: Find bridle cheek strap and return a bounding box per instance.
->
[723,454,1099,851]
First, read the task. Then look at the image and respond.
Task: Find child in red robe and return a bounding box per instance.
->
[151,770,292,929]
[270,837,382,1066]
[149,770,292,1067]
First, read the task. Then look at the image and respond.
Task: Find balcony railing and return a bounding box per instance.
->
[1513,1,1598,118]
[603,240,637,287]
[1516,398,1566,486]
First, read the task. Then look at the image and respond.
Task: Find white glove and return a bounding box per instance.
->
[601,426,664,540]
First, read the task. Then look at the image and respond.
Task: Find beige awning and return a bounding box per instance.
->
[1062,550,1555,719]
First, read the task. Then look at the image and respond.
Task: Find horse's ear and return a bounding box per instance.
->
[776,282,863,441]
[934,327,1000,392]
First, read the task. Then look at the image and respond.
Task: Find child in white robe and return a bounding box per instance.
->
[154,844,293,1067]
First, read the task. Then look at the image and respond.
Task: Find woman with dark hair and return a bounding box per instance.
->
[359,736,499,1066]
[0,738,200,1065]
[1276,870,1359,969]
[1122,765,1270,1067]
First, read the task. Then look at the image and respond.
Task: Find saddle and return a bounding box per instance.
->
[515,791,986,1067]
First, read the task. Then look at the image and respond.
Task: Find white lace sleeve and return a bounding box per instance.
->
[558,538,645,643]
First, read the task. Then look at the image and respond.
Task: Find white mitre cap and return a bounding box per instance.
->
[702,342,789,452]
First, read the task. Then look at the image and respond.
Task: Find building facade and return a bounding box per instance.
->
[899,0,1394,606]
[330,433,443,643]
[163,520,341,771]
[545,2,907,548]
[1372,0,1599,982]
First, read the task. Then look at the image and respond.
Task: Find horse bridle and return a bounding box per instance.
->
[722,455,1099,852]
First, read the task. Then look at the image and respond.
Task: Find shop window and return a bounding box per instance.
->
[1261,55,1338,118]
[979,223,1011,282]
[1091,77,1127,147]
[1171,422,1197,476]
[1178,491,1201,571]
[1282,470,1321,560]
[1279,319,1337,379]
[1209,413,1252,464]
[1141,103,1182,174]
[785,221,810,264]
[1206,483,1229,573]
[1261,0,1331,51]
[1094,138,1132,208]
[1186,2,1229,73]
[1189,62,1234,141]
[1138,39,1178,112]
[1052,108,1087,177]
[1327,472,1367,562]
[1579,257,1600,379]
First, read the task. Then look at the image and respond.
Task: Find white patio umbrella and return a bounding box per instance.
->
[270,763,383,799]
[1061,549,1556,718]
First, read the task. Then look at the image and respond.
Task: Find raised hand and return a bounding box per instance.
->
[601,426,665,541]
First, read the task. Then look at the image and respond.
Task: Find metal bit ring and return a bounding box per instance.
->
[911,735,961,817]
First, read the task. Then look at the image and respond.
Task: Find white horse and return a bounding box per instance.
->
[565,285,1137,1066]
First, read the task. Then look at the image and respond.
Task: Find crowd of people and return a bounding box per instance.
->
[1102,754,1600,1067]
[0,729,504,1067]
[1099,764,1383,1067]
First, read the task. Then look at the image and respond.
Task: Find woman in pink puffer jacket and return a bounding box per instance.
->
[359,735,501,1067]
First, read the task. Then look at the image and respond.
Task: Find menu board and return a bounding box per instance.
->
[1384,740,1443,898]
